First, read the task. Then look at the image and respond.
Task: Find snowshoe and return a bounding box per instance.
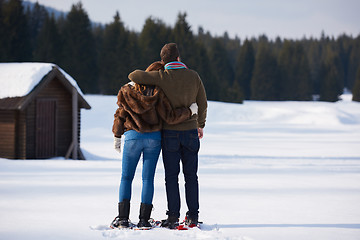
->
[110,216,131,229]
[160,215,179,229]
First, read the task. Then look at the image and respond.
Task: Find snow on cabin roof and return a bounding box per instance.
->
[0,62,85,99]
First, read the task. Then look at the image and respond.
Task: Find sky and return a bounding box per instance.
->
[26,0,360,40]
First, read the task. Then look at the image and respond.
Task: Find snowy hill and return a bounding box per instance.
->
[1,95,360,240]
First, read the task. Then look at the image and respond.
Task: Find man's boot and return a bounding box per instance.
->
[160,215,179,229]
[185,211,199,226]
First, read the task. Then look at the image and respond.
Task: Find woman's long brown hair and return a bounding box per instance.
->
[134,61,165,93]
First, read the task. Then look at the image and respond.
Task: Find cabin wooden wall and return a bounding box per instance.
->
[0,110,16,159]
[16,111,27,159]
[25,97,36,158]
[26,77,73,158]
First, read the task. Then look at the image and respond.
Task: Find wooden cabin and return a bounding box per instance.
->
[0,63,91,160]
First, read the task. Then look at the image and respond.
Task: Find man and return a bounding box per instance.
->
[128,43,207,229]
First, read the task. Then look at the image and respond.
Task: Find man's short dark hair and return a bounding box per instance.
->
[160,43,180,64]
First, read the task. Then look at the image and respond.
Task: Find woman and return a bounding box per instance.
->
[111,61,197,229]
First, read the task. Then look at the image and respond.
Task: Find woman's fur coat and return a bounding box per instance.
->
[112,84,191,137]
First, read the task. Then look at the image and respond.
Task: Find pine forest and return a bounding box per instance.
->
[1,0,360,102]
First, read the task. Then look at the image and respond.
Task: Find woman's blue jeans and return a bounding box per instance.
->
[119,139,161,204]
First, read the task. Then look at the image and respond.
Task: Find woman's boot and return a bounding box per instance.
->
[137,203,153,229]
[110,199,130,228]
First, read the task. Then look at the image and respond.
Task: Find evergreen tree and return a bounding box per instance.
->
[352,67,360,102]
[295,43,312,100]
[329,39,345,92]
[197,26,212,49]
[98,11,130,94]
[278,41,312,100]
[33,13,62,63]
[227,80,244,103]
[61,2,98,93]
[348,36,360,90]
[208,38,236,102]
[278,40,295,99]
[1,0,31,61]
[125,31,141,71]
[251,43,279,100]
[305,38,322,95]
[195,41,219,101]
[138,17,171,68]
[0,0,5,60]
[172,13,218,101]
[235,39,255,99]
[319,52,342,102]
[221,31,240,70]
[26,2,48,53]
[337,34,352,90]
[172,12,197,67]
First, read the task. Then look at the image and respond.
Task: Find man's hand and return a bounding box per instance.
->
[114,137,121,153]
[198,128,204,139]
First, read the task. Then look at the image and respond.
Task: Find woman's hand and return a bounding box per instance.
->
[114,137,121,153]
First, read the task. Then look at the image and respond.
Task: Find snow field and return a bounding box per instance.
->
[1,94,360,240]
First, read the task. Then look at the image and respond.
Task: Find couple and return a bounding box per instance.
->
[111,43,208,229]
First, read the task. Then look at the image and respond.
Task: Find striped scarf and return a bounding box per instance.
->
[164,61,188,70]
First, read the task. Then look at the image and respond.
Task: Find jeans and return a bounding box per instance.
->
[119,138,161,204]
[161,129,200,218]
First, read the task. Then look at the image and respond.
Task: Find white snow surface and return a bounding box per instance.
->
[1,94,360,240]
[0,62,84,99]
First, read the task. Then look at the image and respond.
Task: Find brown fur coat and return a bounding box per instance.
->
[112,84,191,137]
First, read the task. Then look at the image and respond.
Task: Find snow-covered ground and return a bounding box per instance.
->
[1,94,360,240]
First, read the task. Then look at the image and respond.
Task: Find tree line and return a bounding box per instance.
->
[1,0,360,102]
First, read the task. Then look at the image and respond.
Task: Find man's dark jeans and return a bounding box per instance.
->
[161,129,200,218]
